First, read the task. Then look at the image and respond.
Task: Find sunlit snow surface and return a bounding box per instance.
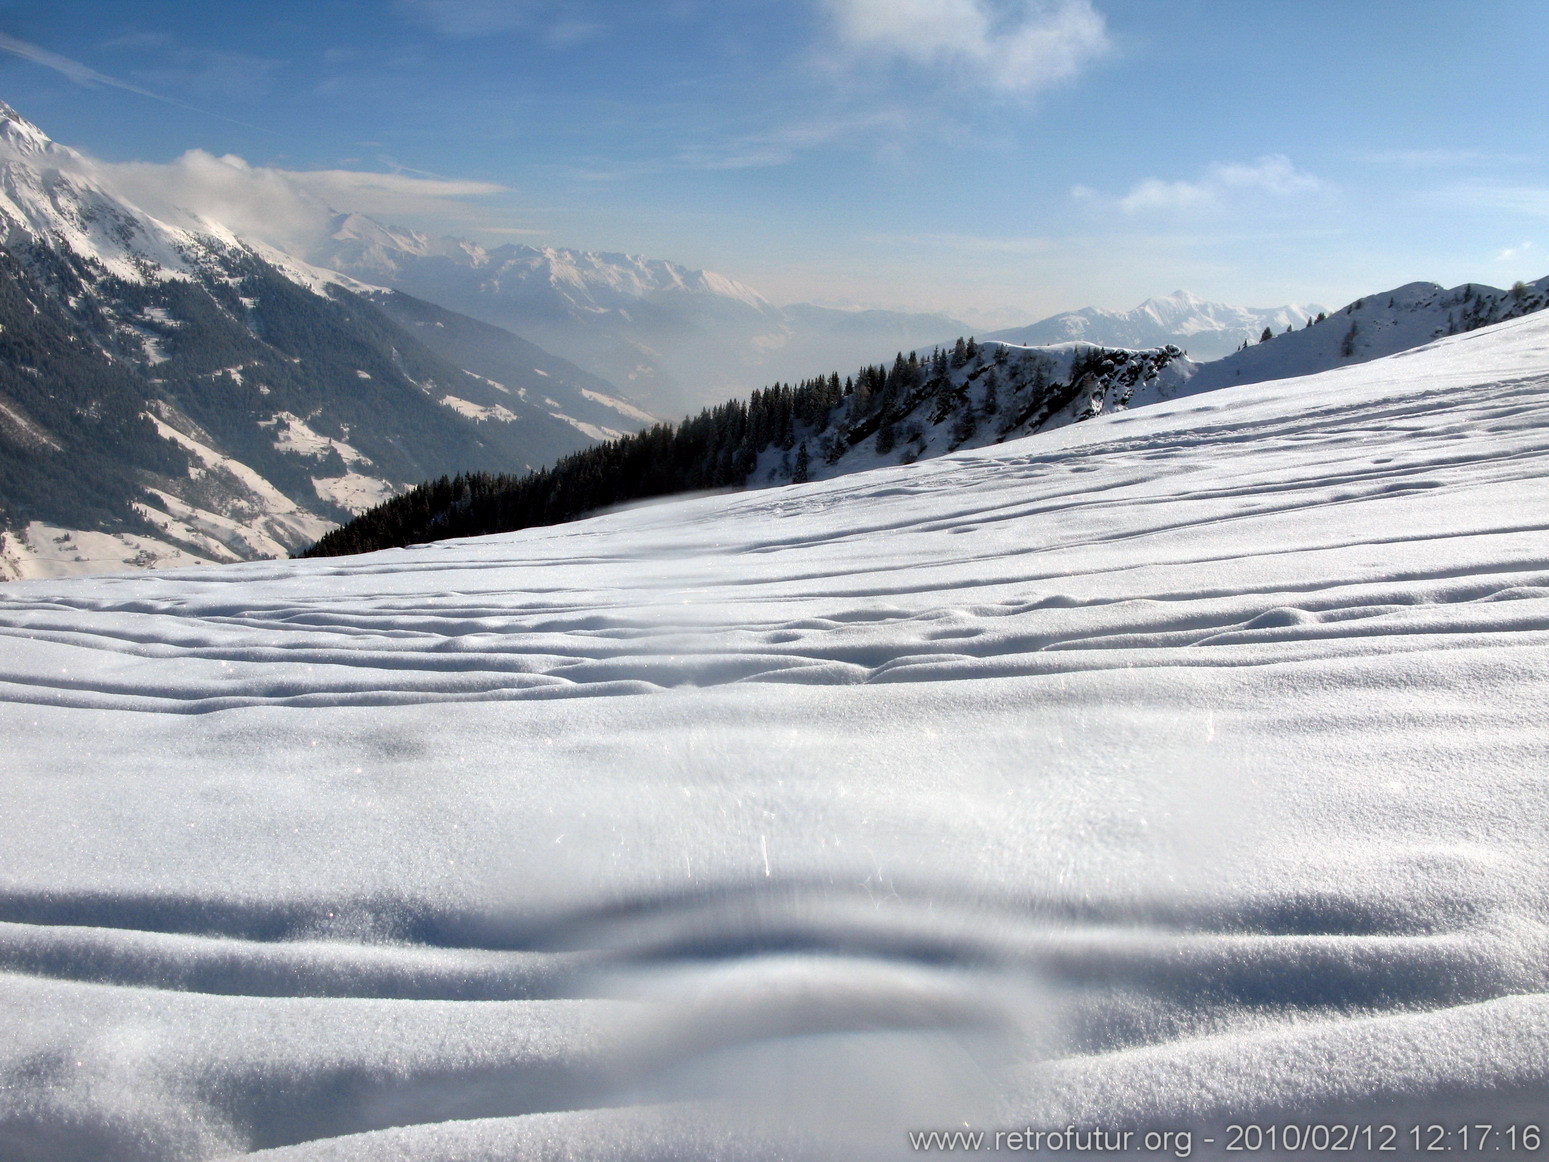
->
[3,314,1549,1160]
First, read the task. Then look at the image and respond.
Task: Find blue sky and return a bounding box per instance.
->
[2,0,1547,323]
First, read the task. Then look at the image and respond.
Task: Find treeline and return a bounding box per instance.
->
[301,336,1131,559]
[300,367,867,558]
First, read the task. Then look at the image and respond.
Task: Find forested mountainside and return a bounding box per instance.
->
[366,290,656,441]
[0,100,647,579]
[302,338,1194,557]
[0,236,608,577]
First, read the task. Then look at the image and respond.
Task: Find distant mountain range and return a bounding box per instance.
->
[311,214,1340,417]
[311,213,971,418]
[982,290,1326,362]
[0,101,647,579]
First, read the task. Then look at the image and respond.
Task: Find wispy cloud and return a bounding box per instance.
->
[131,49,282,103]
[91,149,511,254]
[1076,155,1326,215]
[862,230,1054,257]
[678,111,916,170]
[823,0,1110,97]
[0,31,273,131]
[0,31,161,95]
[1495,240,1536,263]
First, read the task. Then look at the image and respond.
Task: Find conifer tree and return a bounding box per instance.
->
[981,367,1000,418]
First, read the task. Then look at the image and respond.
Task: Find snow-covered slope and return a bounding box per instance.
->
[1187,276,1549,393]
[2,308,1547,1159]
[0,102,239,281]
[0,100,650,580]
[983,289,1325,361]
[759,340,1198,487]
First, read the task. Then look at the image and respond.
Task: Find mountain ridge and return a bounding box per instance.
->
[303,338,1200,558]
[982,289,1327,361]
[1186,276,1549,392]
[307,270,1549,561]
[0,100,649,580]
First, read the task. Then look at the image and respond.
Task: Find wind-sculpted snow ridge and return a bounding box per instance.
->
[2,312,1549,1159]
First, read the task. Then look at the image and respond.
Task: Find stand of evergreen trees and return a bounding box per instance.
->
[301,338,1136,559]
[301,368,855,558]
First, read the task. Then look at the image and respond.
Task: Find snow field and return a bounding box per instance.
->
[1,312,1548,1158]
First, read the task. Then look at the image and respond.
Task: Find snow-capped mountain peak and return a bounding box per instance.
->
[1184,275,1549,393]
[0,100,57,157]
[0,101,210,283]
[1137,288,1207,314]
[0,97,659,579]
[986,291,1326,361]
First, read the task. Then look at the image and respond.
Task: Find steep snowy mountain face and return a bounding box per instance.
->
[314,212,968,416]
[1186,276,1549,393]
[2,309,1547,1158]
[0,101,646,580]
[984,289,1326,361]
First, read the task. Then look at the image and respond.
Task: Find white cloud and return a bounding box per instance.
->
[825,0,1109,96]
[90,150,509,254]
[1078,155,1326,215]
[1495,240,1536,263]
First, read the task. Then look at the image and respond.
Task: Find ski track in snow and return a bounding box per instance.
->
[2,314,1549,1159]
